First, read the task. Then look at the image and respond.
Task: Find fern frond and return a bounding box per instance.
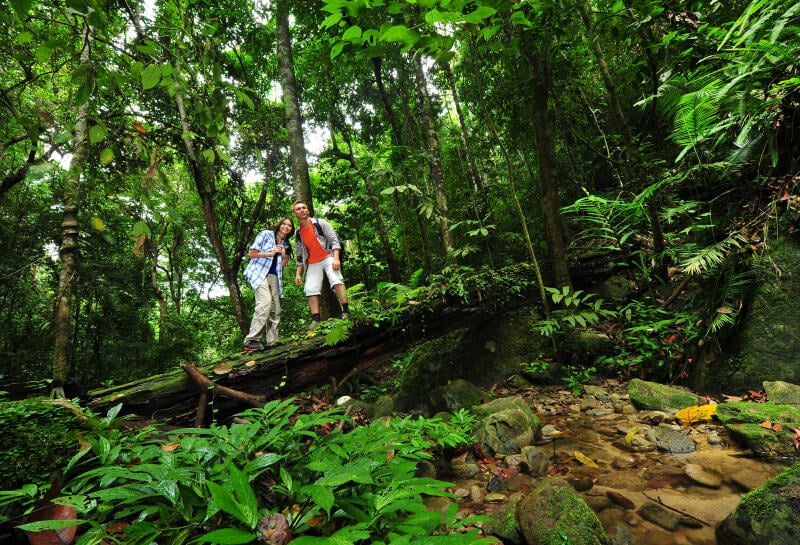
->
[680,233,748,276]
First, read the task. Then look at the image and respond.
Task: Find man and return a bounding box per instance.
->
[292,199,350,329]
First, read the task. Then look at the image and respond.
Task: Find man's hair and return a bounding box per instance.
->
[292,199,307,208]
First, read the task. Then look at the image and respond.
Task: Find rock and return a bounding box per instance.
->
[372,395,395,418]
[450,460,480,479]
[475,396,542,456]
[516,478,609,545]
[606,490,635,509]
[637,503,679,530]
[706,235,800,393]
[684,463,723,488]
[647,425,696,453]
[482,500,524,545]
[484,493,507,503]
[521,445,551,476]
[430,379,483,413]
[583,384,612,402]
[717,462,800,545]
[628,378,703,413]
[479,409,535,455]
[716,401,800,457]
[763,380,800,407]
[611,455,637,469]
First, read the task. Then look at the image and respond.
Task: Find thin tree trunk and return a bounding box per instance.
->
[413,55,454,260]
[174,56,248,333]
[328,112,402,283]
[371,56,432,275]
[52,21,93,398]
[522,40,572,289]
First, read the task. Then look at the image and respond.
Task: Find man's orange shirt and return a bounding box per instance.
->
[299,223,329,264]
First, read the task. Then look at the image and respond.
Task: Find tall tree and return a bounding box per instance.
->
[275,0,312,209]
[52,19,94,398]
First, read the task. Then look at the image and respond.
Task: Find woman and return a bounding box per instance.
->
[242,217,294,351]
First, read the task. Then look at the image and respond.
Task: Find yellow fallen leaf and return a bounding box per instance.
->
[675,404,717,424]
[574,450,599,468]
[625,425,641,445]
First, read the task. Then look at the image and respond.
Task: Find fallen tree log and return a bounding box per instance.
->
[87,302,492,425]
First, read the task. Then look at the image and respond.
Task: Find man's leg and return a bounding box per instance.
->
[333,283,348,305]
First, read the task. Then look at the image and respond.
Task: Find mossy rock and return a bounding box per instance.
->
[429,378,483,413]
[628,378,703,413]
[763,381,800,407]
[516,478,608,545]
[717,462,800,544]
[716,402,800,458]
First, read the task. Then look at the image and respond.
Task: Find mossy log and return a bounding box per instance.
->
[86,304,489,425]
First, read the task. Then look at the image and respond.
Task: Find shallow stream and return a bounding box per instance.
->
[429,382,793,545]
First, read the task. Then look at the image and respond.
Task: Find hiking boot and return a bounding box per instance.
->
[244,340,264,351]
[308,319,322,331]
[340,312,351,320]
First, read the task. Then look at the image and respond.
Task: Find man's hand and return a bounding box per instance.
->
[332,257,341,271]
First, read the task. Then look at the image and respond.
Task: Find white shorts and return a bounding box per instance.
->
[304,255,345,296]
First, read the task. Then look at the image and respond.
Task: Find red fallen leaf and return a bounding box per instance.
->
[793,428,800,449]
[25,472,77,545]
[772,423,783,432]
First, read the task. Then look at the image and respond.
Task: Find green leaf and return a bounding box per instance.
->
[89,124,107,145]
[10,0,33,18]
[330,41,345,59]
[35,45,51,63]
[132,221,151,237]
[320,12,342,29]
[100,148,114,164]
[17,519,85,532]
[16,31,34,43]
[301,484,334,515]
[463,6,497,24]
[380,25,414,44]
[141,64,162,90]
[193,528,257,544]
[342,25,362,42]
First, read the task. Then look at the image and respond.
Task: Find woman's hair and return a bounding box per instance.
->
[274,217,295,258]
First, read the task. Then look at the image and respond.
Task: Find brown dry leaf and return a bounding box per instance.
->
[760,419,773,430]
[574,451,599,468]
[245,360,257,367]
[715,307,733,314]
[793,428,800,450]
[133,122,148,133]
[161,441,180,452]
[675,404,717,424]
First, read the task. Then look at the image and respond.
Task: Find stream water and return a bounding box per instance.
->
[426,382,793,545]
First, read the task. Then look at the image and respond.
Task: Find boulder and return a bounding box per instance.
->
[628,378,703,413]
[516,478,608,545]
[717,462,800,545]
[716,401,800,458]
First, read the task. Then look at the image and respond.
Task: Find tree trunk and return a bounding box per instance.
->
[276,0,312,208]
[371,56,434,275]
[522,40,572,289]
[414,55,454,261]
[328,113,401,283]
[174,65,248,334]
[52,21,93,398]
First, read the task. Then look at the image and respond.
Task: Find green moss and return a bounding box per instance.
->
[0,399,89,490]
